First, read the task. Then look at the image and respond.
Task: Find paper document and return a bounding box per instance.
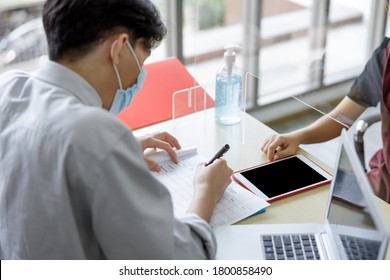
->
[148,146,269,226]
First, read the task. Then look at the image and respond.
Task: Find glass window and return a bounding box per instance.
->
[324,0,373,85]
[0,0,387,113]
[0,0,169,73]
[182,0,381,110]
[0,1,45,74]
[183,0,244,91]
[145,0,168,63]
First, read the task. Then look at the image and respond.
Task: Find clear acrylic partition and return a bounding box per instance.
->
[290,93,351,130]
[290,92,352,167]
[287,90,381,170]
[170,76,249,145]
[171,82,214,128]
[161,82,217,149]
[246,71,357,168]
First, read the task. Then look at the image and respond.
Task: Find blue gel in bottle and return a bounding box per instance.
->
[215,45,242,125]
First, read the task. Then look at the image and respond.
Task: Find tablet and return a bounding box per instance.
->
[233,154,332,202]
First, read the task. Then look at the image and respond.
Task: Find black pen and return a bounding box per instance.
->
[206,144,230,166]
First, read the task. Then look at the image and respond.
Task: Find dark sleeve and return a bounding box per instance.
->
[347,37,390,107]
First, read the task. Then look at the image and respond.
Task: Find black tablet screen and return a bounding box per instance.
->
[240,156,327,198]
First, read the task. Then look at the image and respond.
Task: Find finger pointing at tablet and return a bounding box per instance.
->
[261,134,300,161]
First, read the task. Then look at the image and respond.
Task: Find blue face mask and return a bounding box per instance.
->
[110,41,147,115]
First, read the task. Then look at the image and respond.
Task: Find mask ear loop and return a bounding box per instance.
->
[111,40,123,90]
[126,41,142,72]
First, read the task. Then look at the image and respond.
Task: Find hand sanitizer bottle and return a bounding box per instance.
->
[215,44,242,125]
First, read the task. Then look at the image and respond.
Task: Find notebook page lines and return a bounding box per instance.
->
[155,153,196,213]
[152,153,265,226]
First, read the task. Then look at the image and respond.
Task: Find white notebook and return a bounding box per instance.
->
[147,146,269,226]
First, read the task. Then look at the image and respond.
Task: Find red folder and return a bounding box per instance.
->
[117,57,215,130]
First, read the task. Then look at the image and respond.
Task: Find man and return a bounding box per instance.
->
[0,0,232,259]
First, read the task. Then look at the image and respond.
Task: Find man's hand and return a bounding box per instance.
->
[137,131,181,172]
[187,159,233,222]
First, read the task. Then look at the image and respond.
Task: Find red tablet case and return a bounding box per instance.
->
[232,155,332,202]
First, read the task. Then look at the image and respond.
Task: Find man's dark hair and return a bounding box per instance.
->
[42,0,167,61]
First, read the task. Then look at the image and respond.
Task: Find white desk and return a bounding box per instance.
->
[133,108,390,259]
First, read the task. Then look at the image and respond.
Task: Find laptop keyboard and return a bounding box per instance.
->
[261,234,321,260]
[340,235,380,260]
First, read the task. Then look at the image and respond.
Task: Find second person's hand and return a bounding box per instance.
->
[261,133,300,161]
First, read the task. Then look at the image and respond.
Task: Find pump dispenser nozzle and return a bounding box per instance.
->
[224,44,241,75]
[215,44,243,125]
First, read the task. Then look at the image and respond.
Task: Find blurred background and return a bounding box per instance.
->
[0,0,388,166]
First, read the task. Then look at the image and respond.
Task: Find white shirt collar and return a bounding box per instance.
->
[33,60,102,108]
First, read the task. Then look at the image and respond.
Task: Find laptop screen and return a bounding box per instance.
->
[327,135,386,259]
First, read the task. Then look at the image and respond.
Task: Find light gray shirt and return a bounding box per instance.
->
[0,61,216,259]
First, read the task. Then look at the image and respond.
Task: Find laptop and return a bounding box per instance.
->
[214,129,389,260]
